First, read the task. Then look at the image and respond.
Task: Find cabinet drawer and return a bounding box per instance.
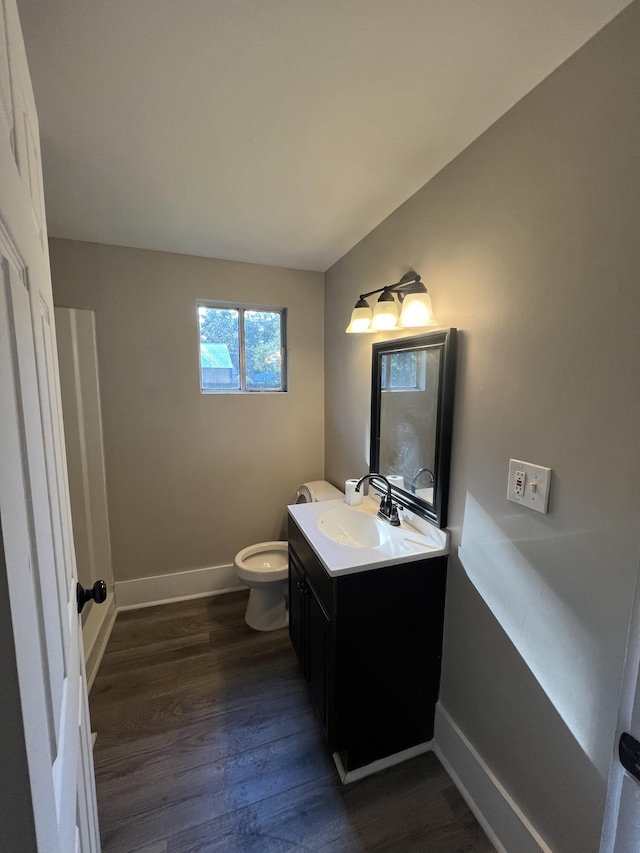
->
[288,517,333,611]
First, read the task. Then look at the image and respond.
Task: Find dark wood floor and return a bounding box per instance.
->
[89,591,494,853]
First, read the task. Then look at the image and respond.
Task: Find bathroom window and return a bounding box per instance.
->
[380,350,427,392]
[198,301,287,393]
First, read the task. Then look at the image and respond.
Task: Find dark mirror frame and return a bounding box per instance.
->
[370,328,457,528]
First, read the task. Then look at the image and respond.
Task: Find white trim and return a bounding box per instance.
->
[114,563,244,610]
[434,704,552,853]
[83,592,116,693]
[333,741,433,785]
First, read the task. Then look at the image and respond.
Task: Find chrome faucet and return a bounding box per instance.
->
[355,473,401,526]
[411,467,434,493]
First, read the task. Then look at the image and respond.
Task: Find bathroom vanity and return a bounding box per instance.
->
[288,498,448,780]
[288,328,457,780]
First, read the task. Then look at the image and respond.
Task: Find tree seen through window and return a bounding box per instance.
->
[198,303,285,392]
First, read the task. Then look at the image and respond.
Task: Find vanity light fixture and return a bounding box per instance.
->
[345,270,439,333]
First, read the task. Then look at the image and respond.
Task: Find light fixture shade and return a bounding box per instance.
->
[398,291,439,328]
[345,303,373,333]
[371,294,399,330]
[345,272,438,334]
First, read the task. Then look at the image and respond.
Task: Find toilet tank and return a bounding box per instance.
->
[296,480,344,503]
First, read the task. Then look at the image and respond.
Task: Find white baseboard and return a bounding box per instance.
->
[434,704,552,853]
[114,563,244,610]
[333,740,433,785]
[83,591,117,692]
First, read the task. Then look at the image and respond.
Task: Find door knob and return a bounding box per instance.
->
[619,732,640,783]
[77,580,107,614]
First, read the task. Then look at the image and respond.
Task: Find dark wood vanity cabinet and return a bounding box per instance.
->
[289,549,333,738]
[288,516,447,774]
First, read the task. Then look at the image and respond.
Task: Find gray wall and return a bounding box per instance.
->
[50,240,325,583]
[324,4,640,851]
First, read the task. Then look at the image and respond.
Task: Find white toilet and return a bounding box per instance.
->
[234,541,289,631]
[234,480,343,631]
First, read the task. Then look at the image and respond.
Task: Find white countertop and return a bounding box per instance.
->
[288,496,449,576]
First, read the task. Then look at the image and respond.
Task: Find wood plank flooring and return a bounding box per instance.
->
[89,592,495,853]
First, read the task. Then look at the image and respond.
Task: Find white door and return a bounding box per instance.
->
[0,1,100,851]
[600,553,640,853]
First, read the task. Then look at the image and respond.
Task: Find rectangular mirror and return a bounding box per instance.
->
[370,328,457,527]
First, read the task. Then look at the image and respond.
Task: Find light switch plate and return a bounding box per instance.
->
[507,459,551,513]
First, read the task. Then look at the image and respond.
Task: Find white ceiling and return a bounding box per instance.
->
[17,0,632,272]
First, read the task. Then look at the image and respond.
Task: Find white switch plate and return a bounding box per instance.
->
[507,459,551,514]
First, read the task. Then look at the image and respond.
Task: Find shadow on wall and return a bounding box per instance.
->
[442,552,608,852]
[457,493,618,777]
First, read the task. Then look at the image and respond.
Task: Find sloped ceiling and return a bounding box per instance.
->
[17,0,633,271]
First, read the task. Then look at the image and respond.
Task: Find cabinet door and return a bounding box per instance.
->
[288,548,305,670]
[307,582,332,741]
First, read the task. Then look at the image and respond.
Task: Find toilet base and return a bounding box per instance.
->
[244,584,288,632]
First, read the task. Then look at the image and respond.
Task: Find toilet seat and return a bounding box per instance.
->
[234,541,288,583]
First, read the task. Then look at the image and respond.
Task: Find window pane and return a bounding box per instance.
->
[244,310,282,390]
[389,351,418,388]
[199,306,240,390]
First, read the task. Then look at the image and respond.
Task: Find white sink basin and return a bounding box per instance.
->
[317,506,389,548]
[289,497,449,576]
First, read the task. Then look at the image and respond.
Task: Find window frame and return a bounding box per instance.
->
[380,349,427,393]
[197,300,288,394]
